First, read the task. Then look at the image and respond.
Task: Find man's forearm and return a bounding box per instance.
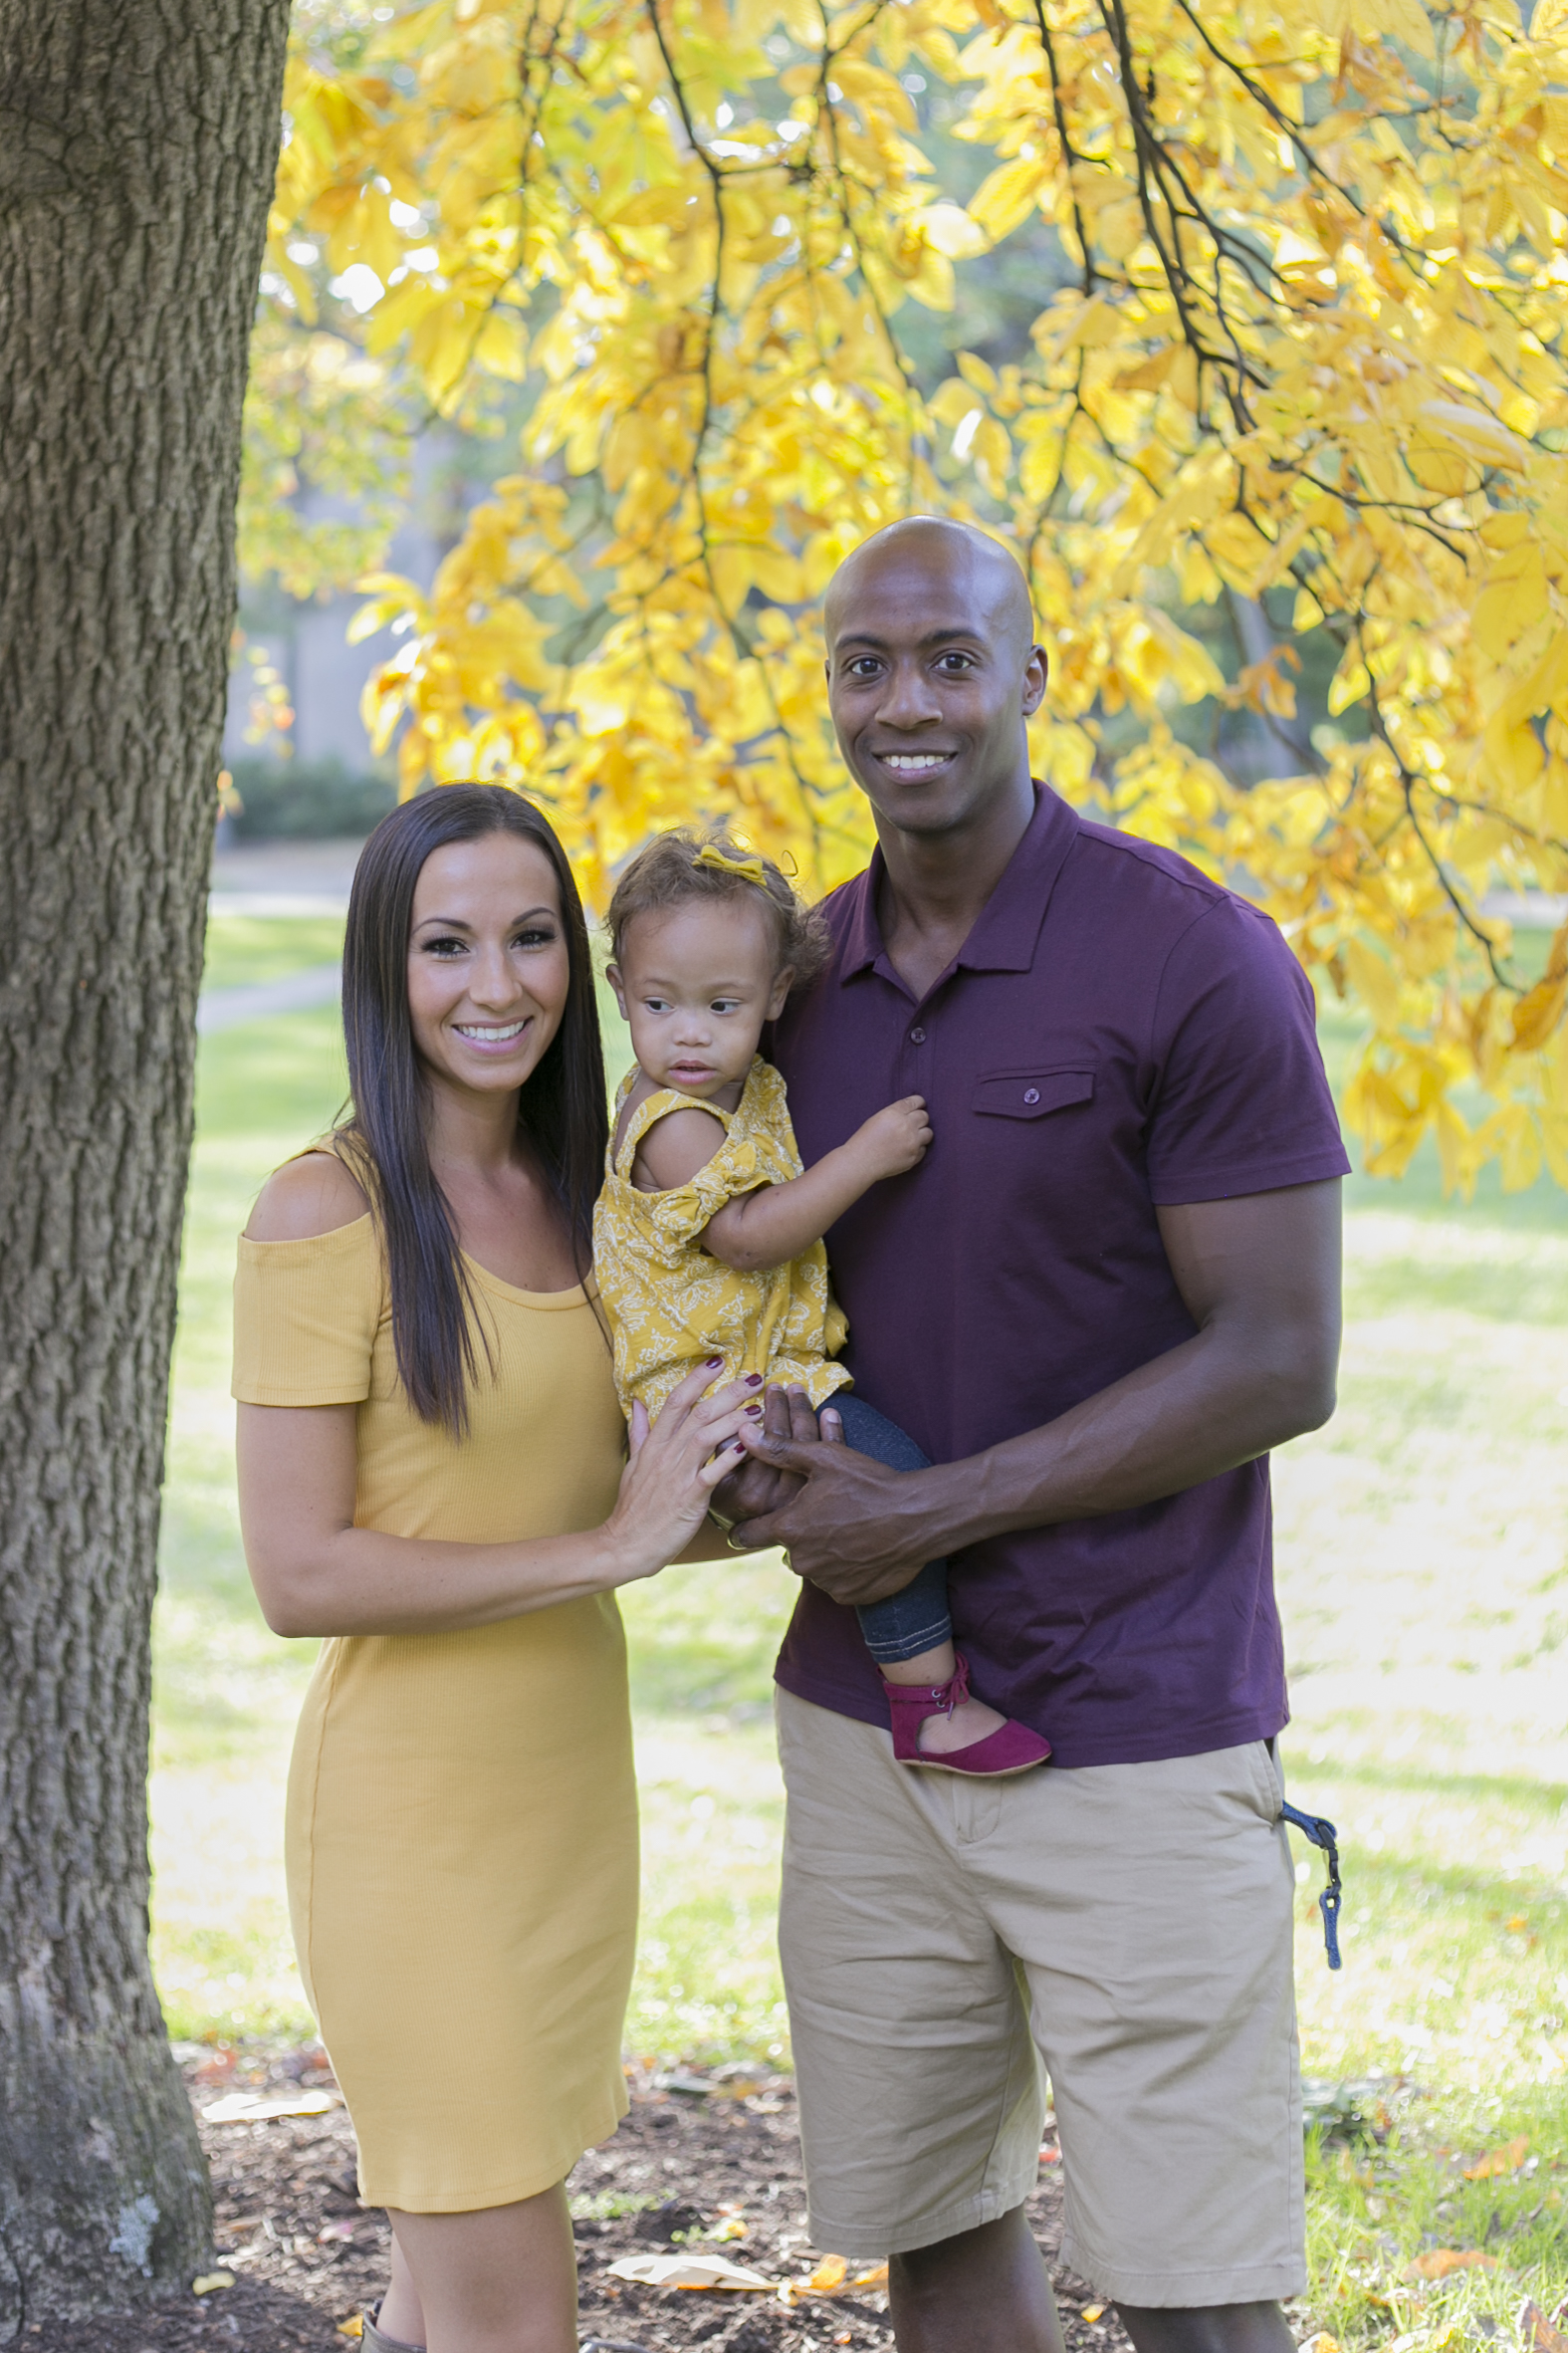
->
[742,1311,1336,1601]
[912,1320,1332,1560]
[734,1181,1342,1598]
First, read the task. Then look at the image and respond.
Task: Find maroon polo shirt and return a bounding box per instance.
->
[770,785,1349,1768]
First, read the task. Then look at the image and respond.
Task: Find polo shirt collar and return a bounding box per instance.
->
[837,785,1080,980]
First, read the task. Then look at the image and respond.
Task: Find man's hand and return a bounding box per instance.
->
[708,1382,817,1531]
[734,1179,1343,1592]
[733,1400,937,1600]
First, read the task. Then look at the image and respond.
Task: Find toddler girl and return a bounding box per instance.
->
[591,829,1050,1775]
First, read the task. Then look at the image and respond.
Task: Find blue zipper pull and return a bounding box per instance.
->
[1280,1800,1343,1971]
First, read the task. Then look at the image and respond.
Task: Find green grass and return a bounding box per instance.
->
[149,915,1568,2314]
[199,914,346,994]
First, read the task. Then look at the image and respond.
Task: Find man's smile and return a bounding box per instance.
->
[873,750,959,773]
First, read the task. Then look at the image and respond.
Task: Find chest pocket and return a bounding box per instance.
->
[972,1066,1095,1120]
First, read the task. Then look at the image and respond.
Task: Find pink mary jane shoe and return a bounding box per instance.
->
[882,1651,1051,1777]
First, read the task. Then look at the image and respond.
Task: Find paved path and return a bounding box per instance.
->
[197,964,341,1035]
[209,834,362,916]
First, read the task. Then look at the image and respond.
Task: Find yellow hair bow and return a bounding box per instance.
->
[693,843,769,888]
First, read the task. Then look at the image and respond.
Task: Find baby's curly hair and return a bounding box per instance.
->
[605,827,832,994]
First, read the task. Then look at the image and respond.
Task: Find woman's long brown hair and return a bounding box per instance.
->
[337,785,606,1434]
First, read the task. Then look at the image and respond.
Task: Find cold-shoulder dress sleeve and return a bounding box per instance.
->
[232,1215,382,1405]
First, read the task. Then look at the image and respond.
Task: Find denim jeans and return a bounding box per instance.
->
[826,1393,952,1668]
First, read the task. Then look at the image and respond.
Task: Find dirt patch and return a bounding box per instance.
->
[25,2050,1130,2351]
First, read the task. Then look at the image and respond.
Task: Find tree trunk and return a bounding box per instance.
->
[0,2,290,2324]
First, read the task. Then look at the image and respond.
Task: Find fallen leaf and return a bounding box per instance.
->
[1299,2335,1340,2353]
[1082,2305,1106,2324]
[1040,2144,1062,2164]
[192,2272,235,2295]
[853,2263,889,2289]
[336,2321,364,2341]
[606,2251,776,2291]
[202,2089,339,2124]
[1520,2299,1568,2353]
[1463,2137,1528,2181]
[713,2217,748,2240]
[807,2256,848,2291]
[1405,2250,1499,2279]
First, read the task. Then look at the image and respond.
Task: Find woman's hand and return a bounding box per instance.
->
[707,1381,816,1532]
[729,1400,936,1600]
[600,1359,761,1585]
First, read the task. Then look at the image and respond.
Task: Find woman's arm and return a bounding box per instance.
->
[238,1158,757,1637]
[238,1365,758,1639]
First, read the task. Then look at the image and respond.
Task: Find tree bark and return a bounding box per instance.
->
[0,1,290,2324]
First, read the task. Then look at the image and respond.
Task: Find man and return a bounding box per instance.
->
[720,517,1347,2353]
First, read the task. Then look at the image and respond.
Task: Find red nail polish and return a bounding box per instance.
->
[746,1373,764,1386]
[746,1403,764,1416]
[706,1355,724,1368]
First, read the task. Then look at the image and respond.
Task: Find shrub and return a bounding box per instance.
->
[225,755,396,840]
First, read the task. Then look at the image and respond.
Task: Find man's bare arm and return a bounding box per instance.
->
[733,1178,1342,1600]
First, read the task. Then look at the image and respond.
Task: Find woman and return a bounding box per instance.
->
[233,786,756,2352]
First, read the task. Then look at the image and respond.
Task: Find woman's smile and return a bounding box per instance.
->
[451,1015,531,1049]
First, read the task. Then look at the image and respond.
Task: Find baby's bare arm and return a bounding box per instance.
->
[630,1104,729,1193]
[702,1097,932,1273]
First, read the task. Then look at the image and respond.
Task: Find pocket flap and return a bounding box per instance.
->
[972,1067,1095,1119]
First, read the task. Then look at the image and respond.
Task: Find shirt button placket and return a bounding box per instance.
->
[903,1019,930,1092]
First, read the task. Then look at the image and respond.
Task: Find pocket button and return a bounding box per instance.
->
[1023,1086,1040,1105]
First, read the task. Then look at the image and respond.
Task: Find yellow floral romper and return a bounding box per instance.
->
[593,1056,851,1420]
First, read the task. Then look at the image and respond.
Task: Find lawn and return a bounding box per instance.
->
[150,917,1568,2336]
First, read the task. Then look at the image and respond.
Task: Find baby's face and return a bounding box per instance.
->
[609,899,791,1098]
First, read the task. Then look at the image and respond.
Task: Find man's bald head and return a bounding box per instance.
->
[820,515,1047,845]
[823,516,1035,660]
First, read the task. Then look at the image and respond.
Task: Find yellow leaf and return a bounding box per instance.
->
[956,351,1001,396]
[1405,2250,1499,2277]
[1097,199,1144,261]
[969,156,1050,242]
[807,2255,848,2290]
[1463,2135,1529,2180]
[475,310,528,381]
[1342,937,1403,1032]
[1419,400,1531,474]
[915,202,990,260]
[930,378,982,428]
[1472,555,1549,662]
[1511,976,1567,1053]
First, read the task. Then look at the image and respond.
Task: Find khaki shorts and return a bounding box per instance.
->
[776,1689,1305,2306]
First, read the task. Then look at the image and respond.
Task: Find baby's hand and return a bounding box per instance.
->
[850,1095,933,1180]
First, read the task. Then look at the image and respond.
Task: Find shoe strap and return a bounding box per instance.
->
[882,1650,971,1717]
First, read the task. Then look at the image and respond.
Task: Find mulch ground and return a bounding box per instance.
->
[30,2047,1135,2353]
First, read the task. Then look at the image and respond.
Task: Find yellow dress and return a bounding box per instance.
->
[592,1055,850,1419]
[232,1196,634,2215]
